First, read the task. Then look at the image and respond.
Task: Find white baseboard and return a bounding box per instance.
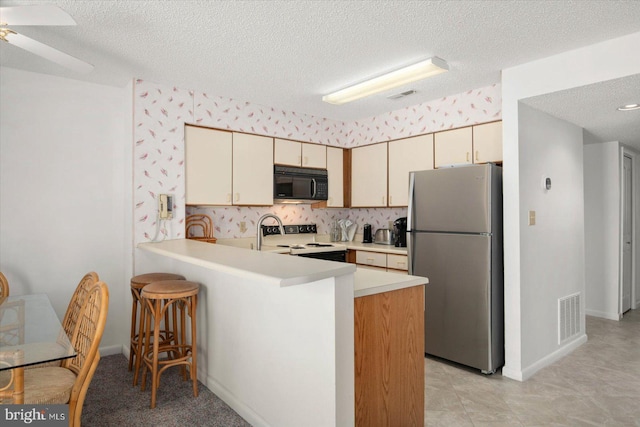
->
[205,374,269,427]
[502,333,588,382]
[586,309,621,321]
[100,344,126,357]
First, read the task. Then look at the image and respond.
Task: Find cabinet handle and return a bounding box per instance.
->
[466,152,470,162]
[303,156,308,165]
[226,193,231,202]
[389,195,393,205]
[475,150,479,162]
[234,193,240,202]
[367,258,374,263]
[382,196,386,205]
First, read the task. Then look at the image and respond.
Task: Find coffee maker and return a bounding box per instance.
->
[362,224,373,243]
[393,217,407,247]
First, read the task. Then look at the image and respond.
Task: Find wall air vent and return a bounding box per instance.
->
[387,90,417,100]
[558,293,581,344]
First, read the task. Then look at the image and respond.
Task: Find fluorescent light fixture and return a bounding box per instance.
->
[322,57,449,105]
[617,103,640,111]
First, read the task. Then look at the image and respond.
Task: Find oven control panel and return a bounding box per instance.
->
[262,223,317,236]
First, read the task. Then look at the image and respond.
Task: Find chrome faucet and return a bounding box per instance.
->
[256,213,285,251]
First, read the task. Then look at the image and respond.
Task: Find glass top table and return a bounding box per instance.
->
[0,293,76,403]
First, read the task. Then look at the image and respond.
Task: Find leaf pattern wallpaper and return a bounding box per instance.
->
[133,81,501,243]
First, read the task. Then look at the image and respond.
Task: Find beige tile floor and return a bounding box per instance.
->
[425,309,640,426]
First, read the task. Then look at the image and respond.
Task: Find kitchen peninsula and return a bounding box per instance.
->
[137,238,427,427]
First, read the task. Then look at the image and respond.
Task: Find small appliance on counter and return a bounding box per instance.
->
[362,224,373,243]
[374,228,395,245]
[393,217,407,247]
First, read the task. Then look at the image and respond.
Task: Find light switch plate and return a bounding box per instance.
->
[528,210,536,226]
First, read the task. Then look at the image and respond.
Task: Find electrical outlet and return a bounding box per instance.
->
[159,194,173,220]
[239,221,247,233]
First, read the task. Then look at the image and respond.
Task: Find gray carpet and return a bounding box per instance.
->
[82,354,251,426]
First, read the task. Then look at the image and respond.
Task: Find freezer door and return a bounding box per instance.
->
[409,164,494,233]
[411,232,498,372]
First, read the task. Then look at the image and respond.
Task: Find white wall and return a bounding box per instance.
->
[0,67,132,353]
[501,31,640,380]
[584,141,621,319]
[517,103,586,369]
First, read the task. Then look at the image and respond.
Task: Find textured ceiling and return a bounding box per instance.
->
[1,0,640,147]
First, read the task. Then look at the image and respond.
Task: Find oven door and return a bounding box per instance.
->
[296,251,346,262]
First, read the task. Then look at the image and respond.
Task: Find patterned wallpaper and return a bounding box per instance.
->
[133,81,502,243]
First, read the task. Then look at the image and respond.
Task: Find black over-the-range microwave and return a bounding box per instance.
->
[274,165,328,203]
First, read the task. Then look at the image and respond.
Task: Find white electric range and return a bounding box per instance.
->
[261,224,347,262]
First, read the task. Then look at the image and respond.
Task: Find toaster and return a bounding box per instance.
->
[374,228,395,245]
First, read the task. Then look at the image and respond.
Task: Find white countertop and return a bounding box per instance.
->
[138,239,355,287]
[343,241,408,255]
[353,268,427,298]
[138,239,426,296]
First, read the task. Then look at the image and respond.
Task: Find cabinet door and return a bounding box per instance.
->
[185,125,232,205]
[302,143,326,168]
[473,121,502,164]
[274,138,301,166]
[326,146,344,207]
[434,127,473,168]
[388,134,433,206]
[386,254,408,272]
[351,143,387,207]
[233,133,274,205]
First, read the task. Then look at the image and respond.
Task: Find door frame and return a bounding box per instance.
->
[620,148,637,315]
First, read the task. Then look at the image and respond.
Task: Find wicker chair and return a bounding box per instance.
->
[0,272,8,303]
[19,281,109,427]
[24,272,100,371]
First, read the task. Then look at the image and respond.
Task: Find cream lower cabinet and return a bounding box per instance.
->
[351,143,387,207]
[355,251,408,273]
[185,126,233,205]
[326,146,344,207]
[434,127,473,168]
[388,134,434,206]
[473,121,502,163]
[233,133,274,205]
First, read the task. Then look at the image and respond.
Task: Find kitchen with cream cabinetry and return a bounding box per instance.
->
[388,134,434,206]
[350,143,387,207]
[434,126,473,168]
[274,138,327,168]
[185,125,233,205]
[185,125,274,206]
[472,121,503,164]
[326,146,344,207]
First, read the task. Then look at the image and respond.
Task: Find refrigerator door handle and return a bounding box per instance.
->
[407,172,415,231]
[407,232,414,275]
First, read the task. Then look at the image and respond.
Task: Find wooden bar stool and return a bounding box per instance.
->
[129,272,185,386]
[140,280,199,409]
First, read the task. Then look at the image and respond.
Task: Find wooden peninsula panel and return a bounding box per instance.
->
[354,284,425,427]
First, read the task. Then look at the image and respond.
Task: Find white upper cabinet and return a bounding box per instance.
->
[185,125,233,205]
[232,133,274,205]
[351,143,387,207]
[472,121,502,164]
[434,127,473,168]
[326,146,344,207]
[274,138,301,166]
[274,139,326,168]
[302,143,326,168]
[388,134,434,206]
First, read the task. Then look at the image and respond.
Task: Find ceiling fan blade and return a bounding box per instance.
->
[0,5,76,26]
[6,32,93,73]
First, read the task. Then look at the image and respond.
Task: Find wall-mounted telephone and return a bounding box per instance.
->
[159,194,173,220]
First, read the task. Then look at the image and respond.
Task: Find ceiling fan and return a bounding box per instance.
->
[0,4,93,73]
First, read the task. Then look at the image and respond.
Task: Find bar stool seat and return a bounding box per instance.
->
[129,273,185,386]
[140,280,199,409]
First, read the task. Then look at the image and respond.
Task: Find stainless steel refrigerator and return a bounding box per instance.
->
[408,163,503,373]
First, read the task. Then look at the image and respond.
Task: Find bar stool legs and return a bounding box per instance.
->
[129,273,185,386]
[140,280,199,409]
